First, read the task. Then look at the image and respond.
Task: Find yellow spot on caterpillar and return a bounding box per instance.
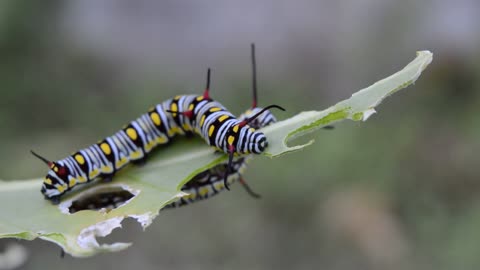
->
[214,181,225,190]
[53,166,58,173]
[183,123,192,131]
[199,187,209,197]
[210,107,221,112]
[218,115,229,122]
[89,169,100,178]
[117,156,130,168]
[168,126,182,136]
[188,104,194,111]
[200,115,206,127]
[75,154,85,165]
[174,95,181,100]
[170,103,178,112]
[126,128,138,140]
[145,141,156,152]
[78,176,87,183]
[228,135,235,145]
[233,125,239,133]
[129,151,142,160]
[100,143,112,155]
[44,178,52,185]
[100,166,113,174]
[157,136,168,144]
[186,192,196,200]
[250,128,255,132]
[196,96,204,101]
[208,125,215,137]
[57,185,66,193]
[151,112,161,126]
[69,178,76,187]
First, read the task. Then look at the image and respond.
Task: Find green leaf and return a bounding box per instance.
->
[0,51,432,257]
[262,51,433,157]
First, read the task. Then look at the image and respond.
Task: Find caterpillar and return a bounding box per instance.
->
[32,45,284,205]
[164,44,277,208]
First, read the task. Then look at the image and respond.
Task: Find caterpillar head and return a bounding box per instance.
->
[31,151,69,204]
[249,131,268,154]
[226,105,284,155]
[236,106,278,154]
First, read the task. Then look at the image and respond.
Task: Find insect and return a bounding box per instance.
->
[164,43,277,208]
[32,45,284,205]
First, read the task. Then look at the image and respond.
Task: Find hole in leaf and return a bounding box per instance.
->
[68,186,135,214]
[96,217,143,246]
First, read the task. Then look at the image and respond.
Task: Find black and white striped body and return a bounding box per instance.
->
[41,95,269,202]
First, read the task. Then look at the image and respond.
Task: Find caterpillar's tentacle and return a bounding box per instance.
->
[239,178,261,199]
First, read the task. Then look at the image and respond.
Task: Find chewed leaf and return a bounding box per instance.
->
[262,50,433,157]
[0,51,432,257]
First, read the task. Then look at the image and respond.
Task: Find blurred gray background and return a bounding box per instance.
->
[1,0,480,269]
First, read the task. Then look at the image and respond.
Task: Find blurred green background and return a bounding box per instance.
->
[1,1,480,269]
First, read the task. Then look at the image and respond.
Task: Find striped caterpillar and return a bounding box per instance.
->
[32,44,284,205]
[165,44,276,208]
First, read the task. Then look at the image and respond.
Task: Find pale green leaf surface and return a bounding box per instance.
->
[0,51,432,257]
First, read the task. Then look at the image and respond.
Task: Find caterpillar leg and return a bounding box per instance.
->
[48,195,61,205]
[131,157,148,166]
[239,178,261,199]
[184,131,195,138]
[223,145,235,190]
[102,173,115,183]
